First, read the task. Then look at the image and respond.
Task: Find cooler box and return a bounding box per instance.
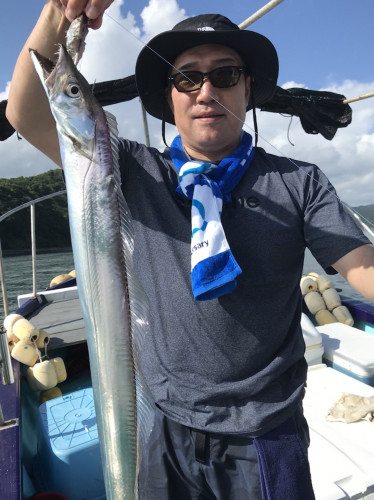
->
[301,313,324,366]
[317,323,374,386]
[35,387,105,499]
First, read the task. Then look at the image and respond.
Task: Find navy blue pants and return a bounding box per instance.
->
[138,406,310,500]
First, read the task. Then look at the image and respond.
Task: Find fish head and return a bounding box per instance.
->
[30,44,99,160]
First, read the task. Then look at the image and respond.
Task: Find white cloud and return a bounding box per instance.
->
[79,0,142,82]
[141,0,186,38]
[78,0,186,82]
[0,82,10,100]
[250,79,374,206]
[1,135,56,178]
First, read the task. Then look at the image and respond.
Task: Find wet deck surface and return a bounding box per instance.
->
[27,295,86,350]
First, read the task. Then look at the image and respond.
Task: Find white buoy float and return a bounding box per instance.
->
[301,272,354,326]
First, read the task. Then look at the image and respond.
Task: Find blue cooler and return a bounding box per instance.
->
[35,387,105,499]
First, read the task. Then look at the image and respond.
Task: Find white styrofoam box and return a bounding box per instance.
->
[317,322,374,386]
[301,313,324,366]
[305,364,374,500]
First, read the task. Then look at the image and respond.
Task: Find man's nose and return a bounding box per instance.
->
[196,78,218,102]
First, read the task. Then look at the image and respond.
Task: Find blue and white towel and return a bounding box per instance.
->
[170,132,255,301]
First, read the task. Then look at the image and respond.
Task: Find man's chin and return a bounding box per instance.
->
[183,137,238,162]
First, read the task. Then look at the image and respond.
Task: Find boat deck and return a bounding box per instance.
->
[17,286,86,349]
[2,286,374,499]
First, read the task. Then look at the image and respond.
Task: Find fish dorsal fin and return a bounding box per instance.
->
[104,107,155,463]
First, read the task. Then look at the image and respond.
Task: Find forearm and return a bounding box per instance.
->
[6,2,70,166]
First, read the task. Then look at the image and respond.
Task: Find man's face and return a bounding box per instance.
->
[167,44,251,162]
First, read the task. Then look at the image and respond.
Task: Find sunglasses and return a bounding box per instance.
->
[168,66,246,93]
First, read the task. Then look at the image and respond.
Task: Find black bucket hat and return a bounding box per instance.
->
[135,14,279,125]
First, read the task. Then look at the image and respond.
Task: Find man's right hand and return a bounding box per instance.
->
[57,0,115,28]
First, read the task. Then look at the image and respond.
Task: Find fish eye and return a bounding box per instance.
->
[66,83,81,98]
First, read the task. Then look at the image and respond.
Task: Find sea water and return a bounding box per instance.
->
[303,248,369,303]
[0,248,370,321]
[0,251,75,319]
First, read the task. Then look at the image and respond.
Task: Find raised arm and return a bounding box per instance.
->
[5,0,113,166]
[333,244,374,302]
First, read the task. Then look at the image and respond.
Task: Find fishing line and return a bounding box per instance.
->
[101,6,374,235]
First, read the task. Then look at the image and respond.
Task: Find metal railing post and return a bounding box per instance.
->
[30,204,37,297]
[0,240,9,319]
[0,327,14,385]
[140,101,151,147]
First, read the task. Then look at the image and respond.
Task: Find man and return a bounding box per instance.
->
[6,2,374,499]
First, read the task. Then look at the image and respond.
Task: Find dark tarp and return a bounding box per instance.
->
[0,77,352,142]
[260,86,352,140]
[89,75,138,106]
[0,99,16,142]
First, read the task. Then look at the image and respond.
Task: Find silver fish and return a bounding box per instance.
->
[30,15,154,500]
[66,14,89,65]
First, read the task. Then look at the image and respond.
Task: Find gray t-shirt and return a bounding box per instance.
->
[119,139,369,436]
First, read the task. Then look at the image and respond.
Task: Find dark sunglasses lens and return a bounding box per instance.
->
[210,67,241,88]
[174,72,202,92]
[172,67,242,92]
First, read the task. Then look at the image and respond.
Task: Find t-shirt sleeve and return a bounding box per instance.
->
[302,165,370,273]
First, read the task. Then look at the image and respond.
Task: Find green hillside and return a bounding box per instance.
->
[0,169,71,254]
[354,204,374,223]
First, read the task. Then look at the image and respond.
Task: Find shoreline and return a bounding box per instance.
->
[2,247,72,257]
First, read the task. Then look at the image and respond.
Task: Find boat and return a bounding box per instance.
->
[1,193,374,500]
[1,2,374,497]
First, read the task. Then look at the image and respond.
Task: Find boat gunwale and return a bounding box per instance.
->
[0,358,21,500]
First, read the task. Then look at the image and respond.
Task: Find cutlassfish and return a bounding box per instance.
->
[30,15,154,500]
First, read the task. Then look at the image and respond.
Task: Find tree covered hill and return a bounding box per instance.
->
[0,169,70,254]
[0,168,373,254]
[354,204,374,223]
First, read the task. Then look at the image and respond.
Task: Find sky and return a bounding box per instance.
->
[1,0,374,207]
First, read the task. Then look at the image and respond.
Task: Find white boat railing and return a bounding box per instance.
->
[0,190,67,386]
[0,190,67,317]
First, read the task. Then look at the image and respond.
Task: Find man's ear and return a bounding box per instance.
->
[245,75,252,107]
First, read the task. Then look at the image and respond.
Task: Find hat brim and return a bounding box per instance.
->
[135,29,279,125]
